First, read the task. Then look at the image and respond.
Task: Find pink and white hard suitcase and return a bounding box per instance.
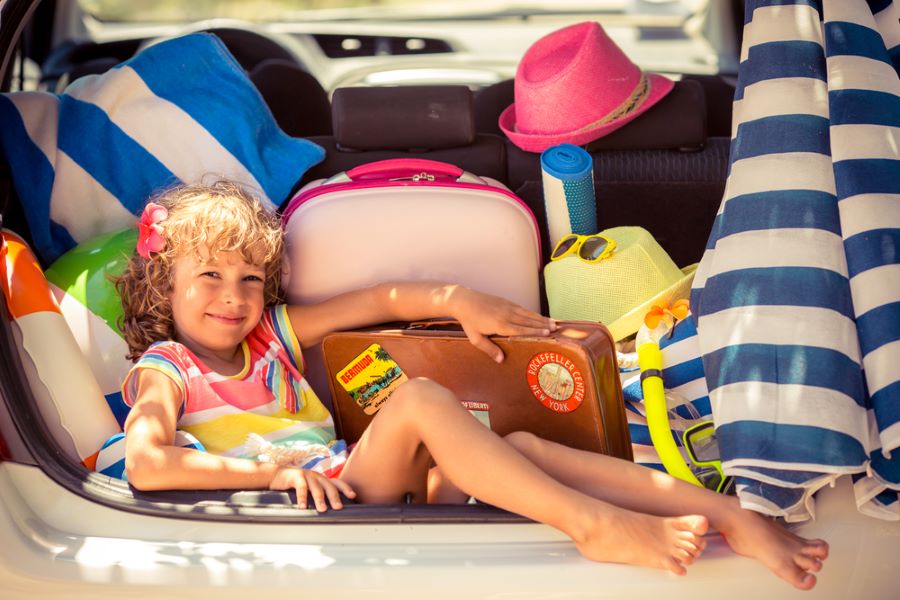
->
[282,158,542,311]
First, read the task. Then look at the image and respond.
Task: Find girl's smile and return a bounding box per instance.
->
[168,247,266,374]
[205,312,247,325]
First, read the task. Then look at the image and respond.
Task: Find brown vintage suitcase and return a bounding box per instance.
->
[321,320,632,460]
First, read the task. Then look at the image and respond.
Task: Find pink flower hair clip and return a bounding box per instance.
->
[137,202,168,259]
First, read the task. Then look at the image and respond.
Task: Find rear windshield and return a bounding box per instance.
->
[77,0,705,24]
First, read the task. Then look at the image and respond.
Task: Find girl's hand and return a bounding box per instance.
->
[269,466,357,512]
[448,286,557,363]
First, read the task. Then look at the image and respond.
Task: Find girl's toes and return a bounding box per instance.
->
[804,540,829,559]
[681,531,707,552]
[664,556,687,576]
[796,572,816,591]
[780,562,817,590]
[677,538,703,558]
[675,514,709,535]
[795,554,822,573]
[674,548,695,565]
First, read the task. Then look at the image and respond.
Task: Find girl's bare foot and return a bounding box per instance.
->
[722,508,829,590]
[573,506,709,575]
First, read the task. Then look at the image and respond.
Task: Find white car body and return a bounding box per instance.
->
[1,1,899,599]
[2,462,899,599]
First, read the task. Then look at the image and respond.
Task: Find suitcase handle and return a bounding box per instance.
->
[407,319,463,331]
[346,159,463,181]
[338,159,490,185]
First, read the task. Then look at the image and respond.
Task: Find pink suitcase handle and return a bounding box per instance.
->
[345,159,464,181]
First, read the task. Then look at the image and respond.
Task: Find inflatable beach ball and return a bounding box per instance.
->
[45,228,137,427]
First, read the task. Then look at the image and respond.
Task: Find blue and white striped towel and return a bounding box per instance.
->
[0,33,325,263]
[690,0,900,521]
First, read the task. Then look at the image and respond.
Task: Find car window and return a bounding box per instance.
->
[78,0,706,24]
[70,0,736,85]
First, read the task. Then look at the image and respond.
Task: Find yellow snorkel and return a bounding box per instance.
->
[636,322,703,487]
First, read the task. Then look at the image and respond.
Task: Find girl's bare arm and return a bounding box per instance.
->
[122,369,354,509]
[287,282,556,361]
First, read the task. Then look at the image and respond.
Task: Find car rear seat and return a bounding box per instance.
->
[508,140,730,268]
[297,85,507,194]
[249,58,333,137]
[474,75,736,141]
[303,82,729,267]
[475,78,729,266]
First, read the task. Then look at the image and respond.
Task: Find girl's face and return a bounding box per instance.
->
[168,246,266,368]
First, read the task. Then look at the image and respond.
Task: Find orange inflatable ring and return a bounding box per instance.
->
[1,230,120,468]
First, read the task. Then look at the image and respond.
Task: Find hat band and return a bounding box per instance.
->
[569,74,650,134]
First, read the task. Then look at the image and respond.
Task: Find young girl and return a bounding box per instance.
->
[118,181,829,590]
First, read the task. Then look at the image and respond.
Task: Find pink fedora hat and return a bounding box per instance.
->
[499,21,674,153]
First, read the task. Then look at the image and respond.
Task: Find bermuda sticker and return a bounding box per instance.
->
[337,344,408,415]
[526,352,585,413]
[461,400,491,429]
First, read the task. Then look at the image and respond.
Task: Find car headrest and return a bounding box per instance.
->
[250,59,332,137]
[56,57,121,91]
[475,78,708,151]
[332,85,475,151]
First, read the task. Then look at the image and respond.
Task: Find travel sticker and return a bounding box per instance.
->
[336,344,408,415]
[461,400,491,429]
[526,352,585,413]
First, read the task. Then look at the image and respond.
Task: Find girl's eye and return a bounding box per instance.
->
[201,271,220,279]
[244,274,264,283]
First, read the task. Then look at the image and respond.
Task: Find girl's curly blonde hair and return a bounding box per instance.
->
[116,181,284,361]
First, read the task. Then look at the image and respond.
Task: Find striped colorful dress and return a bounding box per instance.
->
[122,305,348,477]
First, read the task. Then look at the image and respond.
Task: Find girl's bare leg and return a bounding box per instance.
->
[339,378,707,575]
[427,466,470,504]
[502,431,829,590]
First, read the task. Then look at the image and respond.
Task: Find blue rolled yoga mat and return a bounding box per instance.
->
[540,144,598,248]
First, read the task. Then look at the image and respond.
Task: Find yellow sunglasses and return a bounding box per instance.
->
[682,421,734,494]
[550,234,617,263]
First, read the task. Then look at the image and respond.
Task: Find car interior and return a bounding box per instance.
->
[0,0,741,522]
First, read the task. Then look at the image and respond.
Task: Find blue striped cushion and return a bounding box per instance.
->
[0,33,324,264]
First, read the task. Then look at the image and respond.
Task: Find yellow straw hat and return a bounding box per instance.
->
[544,226,697,341]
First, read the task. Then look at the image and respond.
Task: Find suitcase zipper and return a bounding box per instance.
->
[389,172,436,182]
